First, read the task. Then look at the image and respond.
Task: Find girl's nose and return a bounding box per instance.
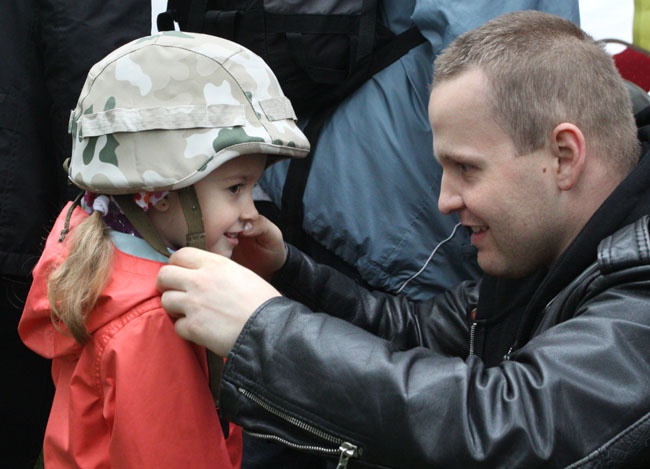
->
[241,196,260,222]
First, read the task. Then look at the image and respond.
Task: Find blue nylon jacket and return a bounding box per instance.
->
[260,0,580,300]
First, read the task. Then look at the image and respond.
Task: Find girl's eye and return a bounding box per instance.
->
[228,184,243,194]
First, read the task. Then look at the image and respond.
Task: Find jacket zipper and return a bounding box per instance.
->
[504,296,559,361]
[469,308,477,356]
[238,387,360,468]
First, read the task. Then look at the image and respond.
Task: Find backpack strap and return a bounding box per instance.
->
[312,25,426,109]
[279,25,426,248]
[156,0,212,32]
[356,0,378,63]
[203,9,240,40]
[187,0,209,31]
[279,106,338,247]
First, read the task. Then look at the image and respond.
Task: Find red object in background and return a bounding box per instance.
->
[603,38,650,92]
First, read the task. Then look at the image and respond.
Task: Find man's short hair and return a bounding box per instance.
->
[433,10,640,174]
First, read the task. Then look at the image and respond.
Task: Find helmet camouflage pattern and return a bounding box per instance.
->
[68,31,309,194]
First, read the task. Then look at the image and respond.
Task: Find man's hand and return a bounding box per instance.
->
[233,215,287,280]
[157,247,281,356]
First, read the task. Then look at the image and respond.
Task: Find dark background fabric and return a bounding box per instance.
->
[0,1,151,466]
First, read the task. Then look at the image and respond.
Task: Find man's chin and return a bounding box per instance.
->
[479,258,533,279]
[478,256,510,278]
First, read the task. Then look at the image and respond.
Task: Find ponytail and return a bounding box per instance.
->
[47,210,114,344]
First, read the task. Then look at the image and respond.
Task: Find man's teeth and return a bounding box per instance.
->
[225,232,238,239]
[471,226,487,233]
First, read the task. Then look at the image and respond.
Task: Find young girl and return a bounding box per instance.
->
[18,32,309,468]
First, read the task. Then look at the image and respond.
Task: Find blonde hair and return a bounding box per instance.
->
[433,10,640,175]
[47,210,114,344]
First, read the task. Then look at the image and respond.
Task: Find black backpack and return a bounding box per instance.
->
[157,1,424,116]
[157,0,426,276]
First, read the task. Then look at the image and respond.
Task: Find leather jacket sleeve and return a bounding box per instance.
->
[219,242,650,468]
[271,244,477,356]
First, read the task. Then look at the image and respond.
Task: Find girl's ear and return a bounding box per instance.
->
[153,196,170,213]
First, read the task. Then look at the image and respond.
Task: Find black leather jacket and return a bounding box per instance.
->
[220,143,650,467]
[221,217,650,468]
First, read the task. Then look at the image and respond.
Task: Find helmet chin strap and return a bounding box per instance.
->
[175,186,224,406]
[113,186,206,257]
[116,188,221,404]
[113,194,172,257]
[176,186,207,251]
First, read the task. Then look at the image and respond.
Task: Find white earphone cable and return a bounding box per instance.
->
[396,222,463,294]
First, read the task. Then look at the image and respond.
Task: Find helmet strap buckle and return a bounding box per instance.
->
[177,186,207,250]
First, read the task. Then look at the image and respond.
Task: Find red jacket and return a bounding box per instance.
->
[19,203,242,468]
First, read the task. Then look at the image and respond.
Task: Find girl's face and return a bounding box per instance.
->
[149,153,267,258]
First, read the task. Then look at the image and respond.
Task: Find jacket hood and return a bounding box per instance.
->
[19,202,164,359]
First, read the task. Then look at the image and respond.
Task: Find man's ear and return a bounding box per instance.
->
[551,123,586,191]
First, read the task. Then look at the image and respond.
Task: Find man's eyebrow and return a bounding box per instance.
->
[435,151,477,163]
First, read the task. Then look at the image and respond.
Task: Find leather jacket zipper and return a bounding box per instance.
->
[238,387,360,468]
[469,308,477,356]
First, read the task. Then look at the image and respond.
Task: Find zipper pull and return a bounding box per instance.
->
[336,442,359,469]
[503,345,514,361]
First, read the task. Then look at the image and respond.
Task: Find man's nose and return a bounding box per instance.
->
[438,177,463,215]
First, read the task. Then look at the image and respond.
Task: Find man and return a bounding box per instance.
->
[157,11,650,467]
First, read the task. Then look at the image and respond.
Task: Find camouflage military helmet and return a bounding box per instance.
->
[67,31,310,194]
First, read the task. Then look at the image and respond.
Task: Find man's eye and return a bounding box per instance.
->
[457,162,474,173]
[228,184,243,194]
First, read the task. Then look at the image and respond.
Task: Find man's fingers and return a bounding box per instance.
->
[157,247,205,293]
[239,216,280,245]
[157,248,228,292]
[239,215,270,238]
[156,263,192,293]
[159,289,188,317]
[167,246,207,268]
